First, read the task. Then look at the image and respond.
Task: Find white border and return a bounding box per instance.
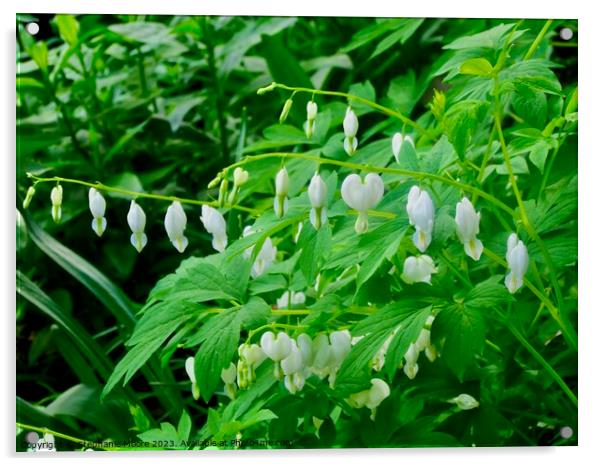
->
[4,1,601,465]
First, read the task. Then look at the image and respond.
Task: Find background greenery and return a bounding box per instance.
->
[16,15,577,450]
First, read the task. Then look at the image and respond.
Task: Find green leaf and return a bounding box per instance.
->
[459,58,494,77]
[194,309,241,402]
[369,19,424,59]
[464,276,511,309]
[102,301,195,398]
[432,304,486,380]
[149,257,241,303]
[444,23,518,50]
[357,217,406,288]
[298,222,332,285]
[383,306,433,378]
[528,140,550,173]
[443,100,489,160]
[29,41,48,70]
[336,300,428,395]
[55,15,79,45]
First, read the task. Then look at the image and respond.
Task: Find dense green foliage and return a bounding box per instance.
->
[17,15,577,450]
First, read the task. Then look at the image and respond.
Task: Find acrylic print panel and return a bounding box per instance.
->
[16,14,578,451]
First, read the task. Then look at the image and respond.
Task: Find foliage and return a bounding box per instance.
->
[16,15,577,450]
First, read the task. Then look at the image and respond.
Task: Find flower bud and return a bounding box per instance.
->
[279,98,294,124]
[233,167,249,187]
[343,107,359,155]
[23,186,36,209]
[50,185,63,223]
[185,356,200,400]
[449,393,480,410]
[455,197,483,261]
[88,188,107,237]
[402,255,438,285]
[200,205,228,252]
[260,331,293,362]
[164,201,188,253]
[308,173,328,230]
[306,101,318,121]
[218,179,228,207]
[127,200,147,253]
[407,186,435,252]
[274,167,289,218]
[392,133,415,164]
[505,233,529,294]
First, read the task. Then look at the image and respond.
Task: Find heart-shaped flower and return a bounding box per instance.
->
[341,173,384,234]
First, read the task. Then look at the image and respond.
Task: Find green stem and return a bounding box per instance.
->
[227,152,516,217]
[260,82,434,141]
[27,173,259,215]
[524,20,554,60]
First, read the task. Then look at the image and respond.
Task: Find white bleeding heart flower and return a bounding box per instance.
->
[304,101,318,138]
[371,334,393,372]
[281,341,304,375]
[185,356,200,400]
[343,107,359,155]
[297,334,314,367]
[392,132,415,164]
[449,393,480,410]
[365,378,391,410]
[407,186,435,252]
[221,362,237,385]
[402,255,438,285]
[455,197,483,261]
[348,378,390,415]
[260,331,293,362]
[308,173,328,229]
[164,201,188,253]
[505,233,529,294]
[238,343,265,368]
[310,334,332,378]
[127,200,148,253]
[341,173,384,234]
[276,290,306,309]
[200,205,228,252]
[274,167,289,218]
[403,362,419,380]
[50,185,63,223]
[242,226,278,277]
[88,188,107,237]
[329,330,352,368]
